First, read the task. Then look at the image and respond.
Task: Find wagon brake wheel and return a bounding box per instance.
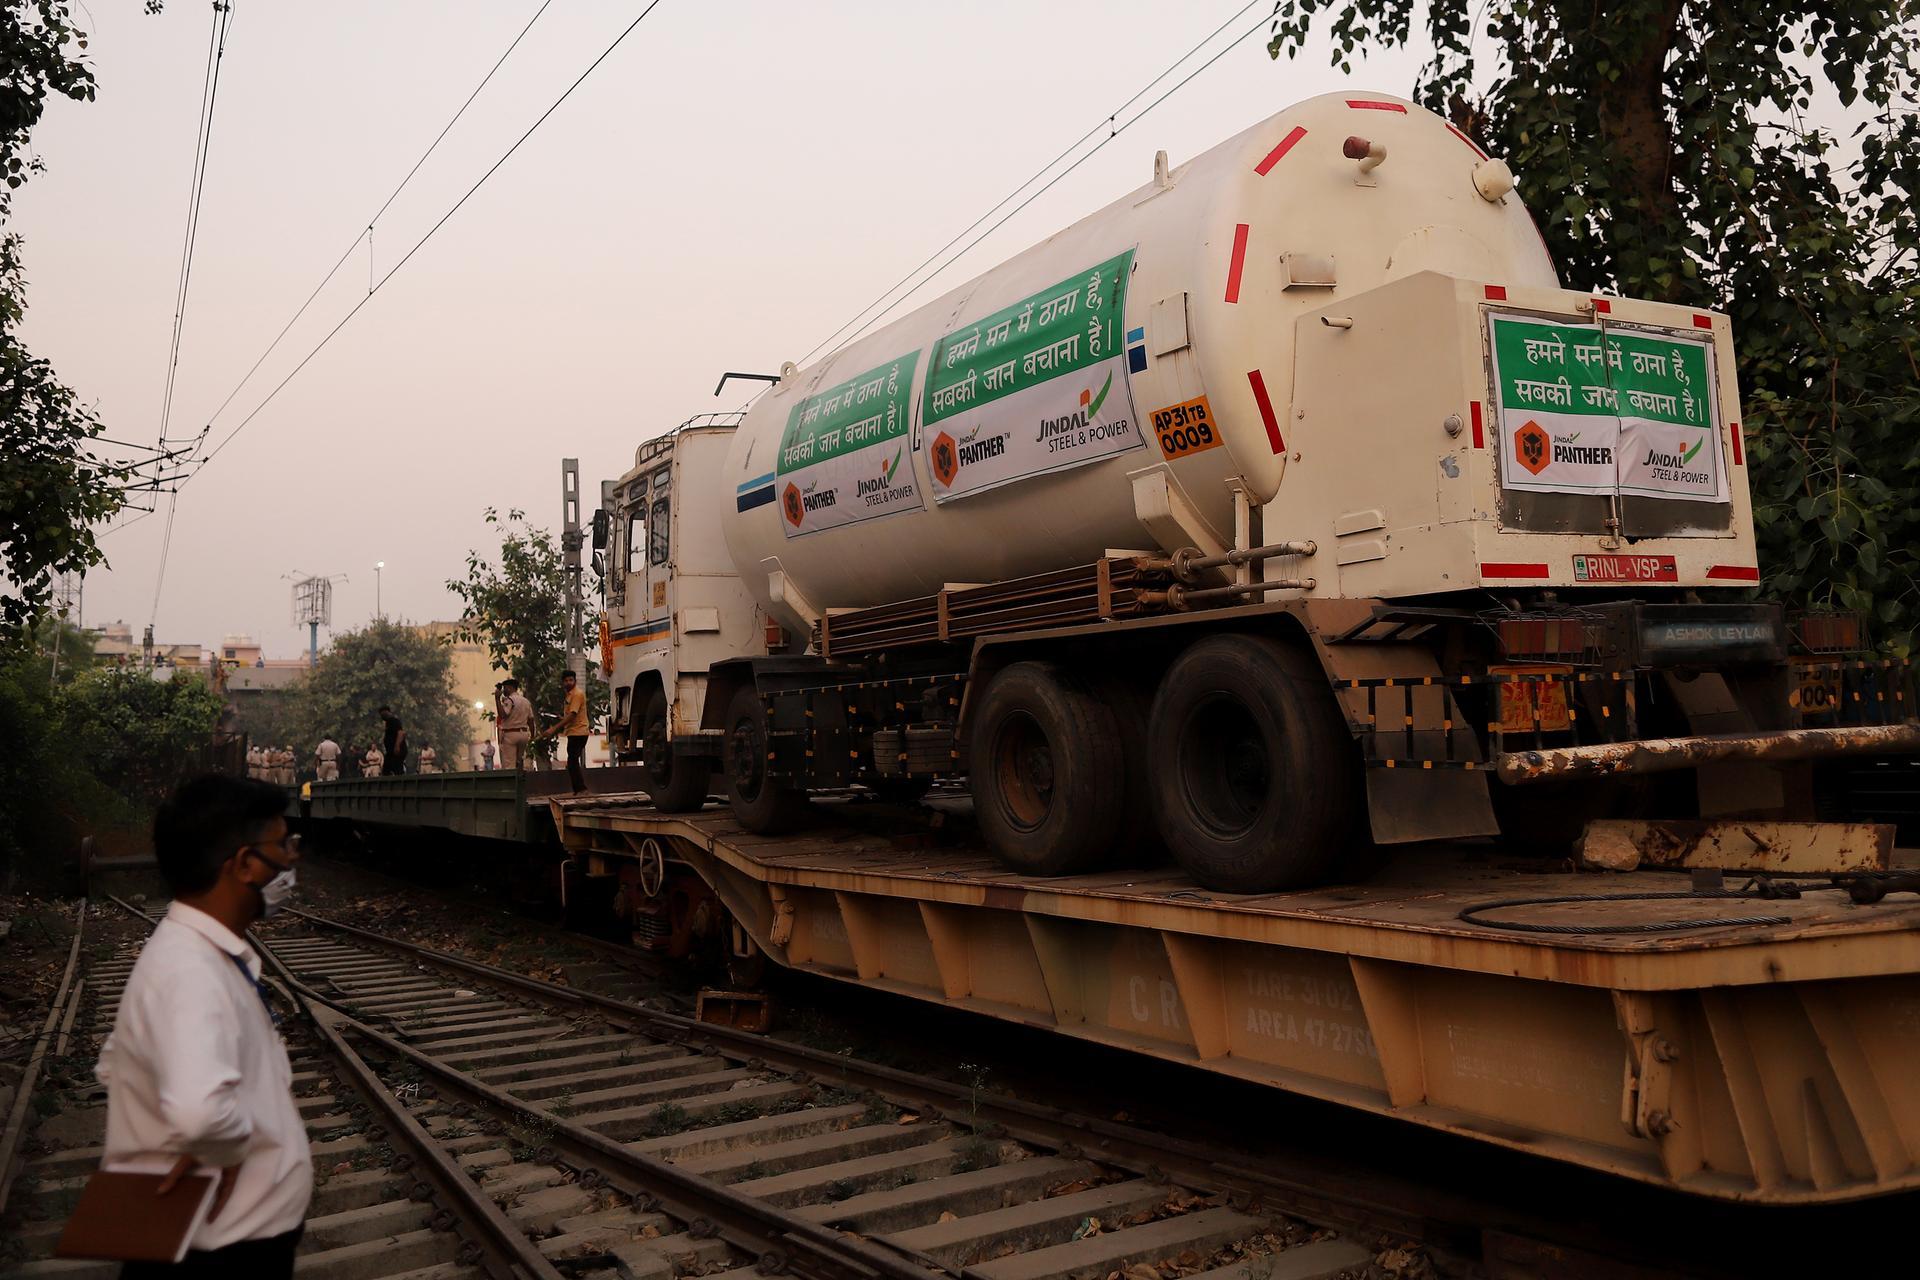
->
[637,836,667,899]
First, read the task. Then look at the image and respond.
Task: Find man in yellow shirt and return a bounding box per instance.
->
[541,668,591,794]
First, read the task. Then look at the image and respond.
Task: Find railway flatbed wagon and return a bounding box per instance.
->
[551,793,1920,1206]
[304,766,653,842]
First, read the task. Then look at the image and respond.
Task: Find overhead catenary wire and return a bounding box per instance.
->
[149,0,235,627]
[197,0,555,434]
[155,1,232,451]
[796,0,1269,374]
[195,0,664,472]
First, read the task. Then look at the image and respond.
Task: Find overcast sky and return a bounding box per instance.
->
[20,1,1428,658]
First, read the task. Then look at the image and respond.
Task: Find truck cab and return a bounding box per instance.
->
[598,417,766,808]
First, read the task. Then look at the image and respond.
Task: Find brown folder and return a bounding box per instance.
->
[54,1168,218,1263]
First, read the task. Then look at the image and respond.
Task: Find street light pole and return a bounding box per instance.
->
[375,561,385,620]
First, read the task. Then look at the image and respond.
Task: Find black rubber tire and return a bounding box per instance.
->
[721,685,811,834]
[1092,671,1162,866]
[1148,634,1360,892]
[968,661,1126,876]
[640,687,711,813]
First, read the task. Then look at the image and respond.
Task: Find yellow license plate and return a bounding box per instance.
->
[1794,659,1842,721]
[1494,664,1572,732]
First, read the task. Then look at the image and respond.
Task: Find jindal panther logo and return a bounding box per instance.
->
[930,431,959,487]
[1514,419,1551,475]
[782,480,837,527]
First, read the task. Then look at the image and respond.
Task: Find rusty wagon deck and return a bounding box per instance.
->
[553,795,1920,1206]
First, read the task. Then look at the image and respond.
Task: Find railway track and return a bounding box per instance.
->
[3,898,684,1280]
[2,898,1378,1280]
[254,908,1379,1280]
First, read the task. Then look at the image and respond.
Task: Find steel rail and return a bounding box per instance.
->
[277,907,1511,1264]
[288,851,683,988]
[276,909,1705,1278]
[105,895,562,1280]
[0,899,87,1216]
[301,1002,567,1280]
[261,962,947,1280]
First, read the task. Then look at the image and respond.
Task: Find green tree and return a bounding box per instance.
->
[447,508,606,761]
[229,688,302,757]
[287,619,470,770]
[1269,1,1920,651]
[0,4,124,635]
[23,610,95,685]
[0,626,229,884]
[62,665,224,808]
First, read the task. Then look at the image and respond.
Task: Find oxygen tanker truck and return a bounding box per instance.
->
[592,90,1918,892]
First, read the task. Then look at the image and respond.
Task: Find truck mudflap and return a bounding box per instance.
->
[1496,722,1920,786]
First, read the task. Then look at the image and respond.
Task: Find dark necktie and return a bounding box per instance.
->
[227,952,280,1027]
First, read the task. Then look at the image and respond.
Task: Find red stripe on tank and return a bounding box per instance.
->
[1445,122,1488,158]
[1347,99,1407,112]
[1248,369,1284,454]
[1730,421,1744,466]
[1254,126,1308,175]
[1224,223,1251,303]
[1469,401,1485,449]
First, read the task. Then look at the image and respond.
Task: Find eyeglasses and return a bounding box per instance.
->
[243,833,301,871]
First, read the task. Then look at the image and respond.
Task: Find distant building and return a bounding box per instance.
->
[224,665,306,694]
[219,634,264,667]
[413,621,494,768]
[92,621,206,670]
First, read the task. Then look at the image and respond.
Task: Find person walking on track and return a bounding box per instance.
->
[97,773,312,1278]
[495,679,534,770]
[377,708,407,776]
[540,668,591,795]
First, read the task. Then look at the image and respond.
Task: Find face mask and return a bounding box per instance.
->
[258,867,297,918]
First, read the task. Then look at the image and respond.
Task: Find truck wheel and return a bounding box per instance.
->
[1148,634,1358,892]
[640,688,711,812]
[969,661,1125,876]
[722,685,810,833]
[1092,672,1161,866]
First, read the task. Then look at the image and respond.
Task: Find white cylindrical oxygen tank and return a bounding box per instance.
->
[722,90,1557,632]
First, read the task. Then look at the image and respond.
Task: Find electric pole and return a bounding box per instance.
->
[561,458,585,685]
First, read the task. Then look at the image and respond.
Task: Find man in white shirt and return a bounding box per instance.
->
[313,736,340,782]
[98,773,311,1277]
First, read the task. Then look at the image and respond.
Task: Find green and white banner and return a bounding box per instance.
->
[922,250,1142,503]
[775,351,923,538]
[1489,314,1725,504]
